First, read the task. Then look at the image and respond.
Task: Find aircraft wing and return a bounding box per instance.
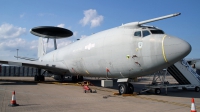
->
[0,59,68,72]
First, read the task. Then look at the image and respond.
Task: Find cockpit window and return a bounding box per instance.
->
[142,30,150,37]
[134,31,141,37]
[150,30,164,34]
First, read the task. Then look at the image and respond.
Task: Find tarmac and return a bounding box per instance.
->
[0,76,199,112]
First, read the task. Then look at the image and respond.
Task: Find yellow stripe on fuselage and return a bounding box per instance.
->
[162,35,168,62]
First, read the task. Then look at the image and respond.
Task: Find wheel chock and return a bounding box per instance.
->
[113,93,120,95]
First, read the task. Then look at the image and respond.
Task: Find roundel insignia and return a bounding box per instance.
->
[138,42,143,48]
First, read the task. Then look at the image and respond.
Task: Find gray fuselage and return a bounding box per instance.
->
[39,26,191,78]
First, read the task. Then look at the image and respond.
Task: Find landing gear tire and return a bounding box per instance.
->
[40,75,45,81]
[60,75,65,81]
[34,75,45,81]
[78,76,83,82]
[118,83,134,95]
[195,86,200,92]
[72,76,83,82]
[118,83,127,95]
[72,76,77,82]
[155,88,161,95]
[34,75,39,81]
[128,83,134,94]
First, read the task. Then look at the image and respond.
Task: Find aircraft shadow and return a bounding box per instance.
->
[18,104,40,106]
[141,88,200,98]
[82,78,200,99]
[0,80,37,85]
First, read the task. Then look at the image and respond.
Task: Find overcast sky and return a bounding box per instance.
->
[0,0,200,60]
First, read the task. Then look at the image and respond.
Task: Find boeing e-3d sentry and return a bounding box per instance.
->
[0,13,191,94]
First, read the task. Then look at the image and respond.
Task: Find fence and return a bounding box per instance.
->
[0,66,51,77]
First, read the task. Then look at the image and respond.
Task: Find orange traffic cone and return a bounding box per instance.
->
[191,98,196,112]
[8,91,19,107]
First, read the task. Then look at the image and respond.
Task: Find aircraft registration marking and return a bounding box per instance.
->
[162,35,168,62]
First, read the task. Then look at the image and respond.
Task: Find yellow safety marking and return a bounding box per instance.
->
[162,35,168,62]
[85,70,90,74]
[122,93,138,96]
[113,93,120,95]
[126,55,130,59]
[134,96,200,109]
[135,48,139,51]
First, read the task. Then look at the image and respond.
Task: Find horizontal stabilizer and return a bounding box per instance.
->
[0,59,69,73]
[14,56,38,61]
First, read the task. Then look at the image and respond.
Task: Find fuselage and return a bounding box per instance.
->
[39,26,191,78]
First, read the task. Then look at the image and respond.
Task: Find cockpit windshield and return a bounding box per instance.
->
[150,30,164,34]
[134,29,165,38]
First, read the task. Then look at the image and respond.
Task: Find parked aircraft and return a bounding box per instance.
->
[0,13,191,94]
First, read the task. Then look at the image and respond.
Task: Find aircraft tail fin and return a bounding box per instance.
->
[38,37,46,58]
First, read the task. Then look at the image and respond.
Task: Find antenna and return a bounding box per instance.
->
[122,13,181,28]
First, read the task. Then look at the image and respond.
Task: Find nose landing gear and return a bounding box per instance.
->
[118,78,134,95]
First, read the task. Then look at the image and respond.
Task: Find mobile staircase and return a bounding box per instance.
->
[141,59,200,95]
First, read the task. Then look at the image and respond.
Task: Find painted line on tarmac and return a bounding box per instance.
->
[37,82,200,110]
[134,96,200,109]
[38,81,79,86]
[40,82,115,93]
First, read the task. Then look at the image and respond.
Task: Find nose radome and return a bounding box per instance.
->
[163,35,191,64]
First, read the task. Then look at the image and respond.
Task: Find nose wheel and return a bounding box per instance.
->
[155,88,161,95]
[118,83,134,95]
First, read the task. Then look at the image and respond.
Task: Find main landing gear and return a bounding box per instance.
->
[34,69,46,81]
[117,78,134,95]
[72,76,83,82]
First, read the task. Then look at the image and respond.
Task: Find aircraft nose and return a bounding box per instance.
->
[163,35,191,64]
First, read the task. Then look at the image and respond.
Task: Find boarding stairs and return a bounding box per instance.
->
[167,59,200,86]
[141,59,200,94]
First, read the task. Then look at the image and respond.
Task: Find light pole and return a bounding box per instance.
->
[16,49,19,60]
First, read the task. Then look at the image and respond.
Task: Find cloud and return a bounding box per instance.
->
[0,38,39,60]
[80,9,104,28]
[73,31,78,37]
[57,39,72,48]
[80,35,87,39]
[57,24,65,28]
[36,38,72,53]
[0,23,26,39]
[0,23,74,60]
[0,38,34,51]
[20,13,25,18]
[91,16,103,28]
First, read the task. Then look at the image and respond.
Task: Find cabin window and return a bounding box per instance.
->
[150,30,164,34]
[134,31,141,37]
[142,30,150,37]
